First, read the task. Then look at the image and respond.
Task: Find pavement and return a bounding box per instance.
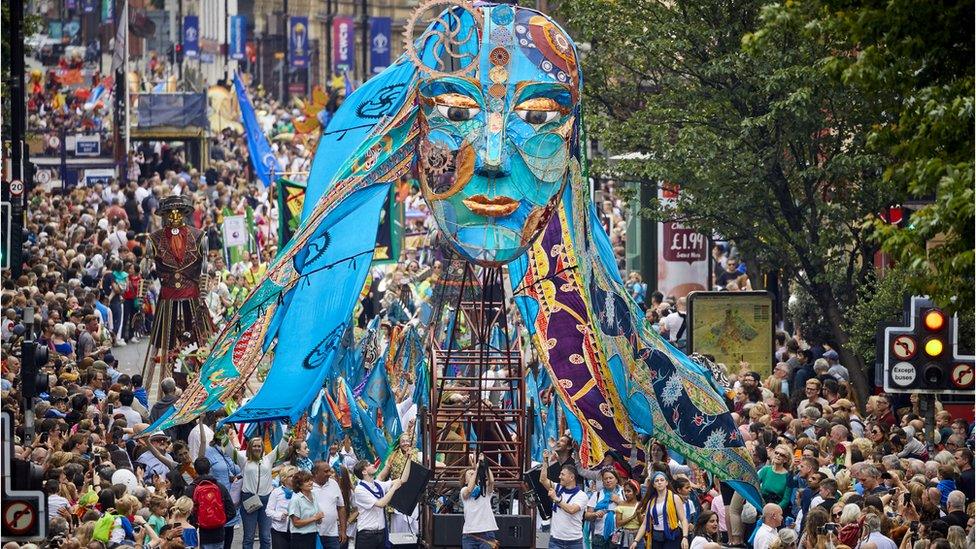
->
[112,338,149,377]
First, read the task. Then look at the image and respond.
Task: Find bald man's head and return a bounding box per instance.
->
[762,503,783,527]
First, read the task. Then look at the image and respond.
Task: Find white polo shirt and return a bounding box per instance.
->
[550,486,586,541]
[313,478,345,537]
[353,479,394,531]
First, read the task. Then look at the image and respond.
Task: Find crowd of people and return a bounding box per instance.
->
[4,39,972,549]
[520,352,975,549]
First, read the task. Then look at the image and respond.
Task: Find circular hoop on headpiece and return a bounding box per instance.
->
[404,0,484,79]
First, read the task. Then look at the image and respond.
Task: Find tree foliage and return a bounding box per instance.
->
[808,0,975,314]
[559,0,889,403]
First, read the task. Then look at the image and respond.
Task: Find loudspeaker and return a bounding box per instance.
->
[431,514,534,547]
[496,515,534,547]
[389,461,432,516]
[431,514,464,546]
[524,467,553,520]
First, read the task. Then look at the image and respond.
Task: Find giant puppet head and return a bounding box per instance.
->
[409,2,581,266]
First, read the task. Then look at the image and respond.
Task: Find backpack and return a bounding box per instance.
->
[193,479,227,529]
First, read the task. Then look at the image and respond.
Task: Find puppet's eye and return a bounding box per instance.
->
[436,105,480,122]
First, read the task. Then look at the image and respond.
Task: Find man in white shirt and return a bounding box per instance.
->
[753,503,783,549]
[312,461,347,549]
[46,479,70,519]
[540,458,586,548]
[663,297,688,348]
[114,389,144,428]
[352,459,407,549]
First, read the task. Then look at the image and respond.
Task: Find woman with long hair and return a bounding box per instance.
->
[287,439,313,472]
[224,427,291,549]
[630,472,689,549]
[586,468,623,549]
[689,511,720,549]
[614,479,644,548]
[459,455,497,549]
[799,507,829,549]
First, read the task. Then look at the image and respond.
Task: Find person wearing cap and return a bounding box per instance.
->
[137,432,174,483]
[822,350,849,382]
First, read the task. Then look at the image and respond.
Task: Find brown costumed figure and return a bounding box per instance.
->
[141,195,214,395]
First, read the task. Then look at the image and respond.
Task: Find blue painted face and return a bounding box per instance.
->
[415,4,580,266]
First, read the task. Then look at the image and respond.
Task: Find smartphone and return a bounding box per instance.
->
[903,493,911,507]
[887,488,897,496]
[133,525,142,534]
[824,523,839,534]
[107,404,114,416]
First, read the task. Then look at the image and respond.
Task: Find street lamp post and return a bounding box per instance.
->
[224,0,229,82]
[360,0,368,80]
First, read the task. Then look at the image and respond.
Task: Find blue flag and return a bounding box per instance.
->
[233,72,277,187]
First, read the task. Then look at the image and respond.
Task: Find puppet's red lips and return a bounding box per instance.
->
[462,194,519,217]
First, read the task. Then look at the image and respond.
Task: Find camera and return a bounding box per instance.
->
[818,523,838,534]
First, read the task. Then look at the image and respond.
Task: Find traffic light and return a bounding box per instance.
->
[883,297,975,394]
[20,341,49,400]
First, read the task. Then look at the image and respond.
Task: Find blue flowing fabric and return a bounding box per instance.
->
[302,60,416,218]
[225,183,390,424]
[361,358,402,443]
[525,369,546,462]
[306,389,328,461]
[233,72,277,188]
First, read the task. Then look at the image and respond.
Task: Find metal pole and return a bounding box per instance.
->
[124,0,130,160]
[325,0,333,84]
[224,0,229,81]
[10,0,27,184]
[178,0,184,79]
[360,0,368,80]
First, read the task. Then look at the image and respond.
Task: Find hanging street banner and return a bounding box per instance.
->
[276,178,306,248]
[229,15,246,60]
[289,16,309,68]
[333,16,355,74]
[82,0,95,14]
[369,17,391,74]
[183,16,200,57]
[101,0,113,23]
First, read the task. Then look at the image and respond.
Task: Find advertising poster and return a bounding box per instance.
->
[687,291,774,375]
[657,183,709,298]
[289,16,309,68]
[333,16,355,74]
[369,17,392,74]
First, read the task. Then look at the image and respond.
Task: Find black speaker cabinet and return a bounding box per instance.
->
[524,468,554,521]
[431,514,534,547]
[389,461,433,516]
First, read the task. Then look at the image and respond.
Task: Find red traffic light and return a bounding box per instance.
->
[923,309,946,332]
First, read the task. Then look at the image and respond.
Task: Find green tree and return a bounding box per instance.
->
[808,0,974,314]
[560,0,889,404]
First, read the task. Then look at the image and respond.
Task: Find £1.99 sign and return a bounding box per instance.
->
[663,222,707,263]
